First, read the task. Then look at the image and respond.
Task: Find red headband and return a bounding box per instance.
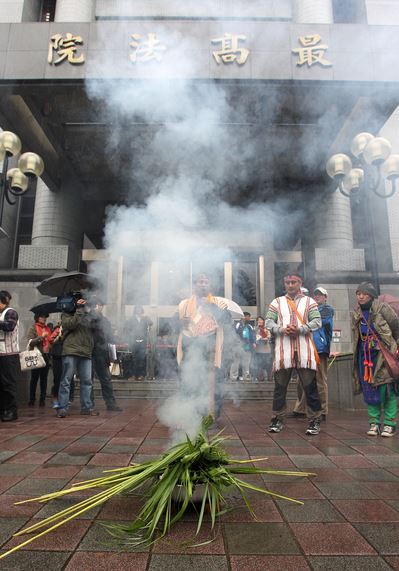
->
[284,275,302,281]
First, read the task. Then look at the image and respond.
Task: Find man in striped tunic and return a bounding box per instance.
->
[266,273,322,435]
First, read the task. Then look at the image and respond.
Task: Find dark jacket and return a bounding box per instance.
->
[352,299,399,393]
[61,308,94,359]
[92,312,114,353]
[313,303,334,355]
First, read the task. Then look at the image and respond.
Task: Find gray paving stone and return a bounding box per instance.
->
[246,447,285,456]
[77,520,149,552]
[309,556,392,571]
[354,523,399,554]
[367,456,399,468]
[0,517,28,547]
[100,444,139,454]
[290,455,337,469]
[79,436,110,444]
[4,478,70,496]
[13,435,45,443]
[30,442,68,452]
[276,499,344,522]
[313,482,377,499]
[346,469,399,482]
[148,555,228,570]
[0,451,17,463]
[0,550,70,570]
[47,453,93,465]
[224,522,300,554]
[317,447,358,456]
[0,464,37,476]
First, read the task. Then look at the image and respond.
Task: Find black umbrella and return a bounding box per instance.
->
[29,297,58,315]
[37,271,93,297]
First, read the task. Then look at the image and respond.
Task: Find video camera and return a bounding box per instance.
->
[56,291,95,313]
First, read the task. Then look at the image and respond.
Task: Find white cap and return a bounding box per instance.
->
[301,287,309,295]
[314,286,328,296]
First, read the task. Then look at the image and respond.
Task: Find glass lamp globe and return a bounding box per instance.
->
[326,153,352,180]
[343,168,364,192]
[363,137,391,166]
[350,132,374,158]
[0,131,22,157]
[18,152,44,177]
[381,154,399,180]
[7,168,28,193]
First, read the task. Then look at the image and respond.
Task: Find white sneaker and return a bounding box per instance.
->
[381,425,396,437]
[367,423,380,436]
[238,376,243,381]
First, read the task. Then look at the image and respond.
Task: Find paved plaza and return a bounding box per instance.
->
[1,400,399,570]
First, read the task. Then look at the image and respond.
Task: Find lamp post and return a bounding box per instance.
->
[0,131,44,238]
[326,132,399,294]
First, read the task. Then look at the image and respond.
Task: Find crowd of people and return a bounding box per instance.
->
[0,272,398,439]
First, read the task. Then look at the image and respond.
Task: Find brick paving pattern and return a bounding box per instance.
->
[0,400,399,570]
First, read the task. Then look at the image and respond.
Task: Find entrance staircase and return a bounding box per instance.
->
[93,378,298,400]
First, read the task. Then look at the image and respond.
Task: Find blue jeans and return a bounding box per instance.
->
[58,356,93,411]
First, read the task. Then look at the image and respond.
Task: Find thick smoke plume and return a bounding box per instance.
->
[84,21,314,437]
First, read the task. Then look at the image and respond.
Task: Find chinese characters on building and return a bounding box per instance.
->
[130,33,167,63]
[48,33,85,65]
[292,34,332,67]
[47,31,333,70]
[211,33,249,65]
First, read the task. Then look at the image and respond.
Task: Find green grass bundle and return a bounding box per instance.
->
[0,416,313,559]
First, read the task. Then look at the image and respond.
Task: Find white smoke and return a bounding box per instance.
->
[84,22,303,437]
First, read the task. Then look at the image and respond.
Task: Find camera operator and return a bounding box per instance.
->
[57,295,99,418]
[91,297,122,412]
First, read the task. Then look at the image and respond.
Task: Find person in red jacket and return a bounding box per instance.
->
[27,313,59,407]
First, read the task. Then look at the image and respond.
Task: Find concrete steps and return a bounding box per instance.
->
[93,379,298,400]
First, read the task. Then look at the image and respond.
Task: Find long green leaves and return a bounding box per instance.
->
[0,415,312,560]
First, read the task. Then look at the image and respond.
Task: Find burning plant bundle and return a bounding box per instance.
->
[0,416,312,559]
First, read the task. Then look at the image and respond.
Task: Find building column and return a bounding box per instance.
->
[293,0,333,23]
[314,187,365,273]
[317,190,354,250]
[18,178,83,271]
[54,0,95,22]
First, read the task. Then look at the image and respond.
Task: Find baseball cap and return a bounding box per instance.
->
[314,286,328,296]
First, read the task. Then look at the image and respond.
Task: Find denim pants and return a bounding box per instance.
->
[58,355,93,411]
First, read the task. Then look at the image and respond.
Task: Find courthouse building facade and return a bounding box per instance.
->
[0,0,399,352]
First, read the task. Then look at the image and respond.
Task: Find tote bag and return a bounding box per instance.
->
[19,342,46,372]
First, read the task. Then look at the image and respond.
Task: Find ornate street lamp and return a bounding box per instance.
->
[0,131,44,237]
[326,132,399,293]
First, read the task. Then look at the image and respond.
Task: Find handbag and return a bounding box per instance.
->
[109,361,121,377]
[359,309,399,380]
[372,332,399,379]
[19,341,46,371]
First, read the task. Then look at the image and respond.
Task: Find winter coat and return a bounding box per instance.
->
[26,323,59,355]
[61,308,94,359]
[352,299,399,394]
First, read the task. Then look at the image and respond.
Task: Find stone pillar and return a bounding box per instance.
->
[54,0,95,22]
[317,190,354,250]
[314,188,365,273]
[18,178,83,270]
[293,0,333,23]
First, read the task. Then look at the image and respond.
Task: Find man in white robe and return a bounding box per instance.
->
[266,272,322,435]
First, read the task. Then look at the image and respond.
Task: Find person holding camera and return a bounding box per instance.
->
[57,296,98,418]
